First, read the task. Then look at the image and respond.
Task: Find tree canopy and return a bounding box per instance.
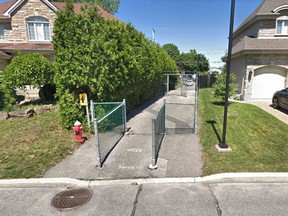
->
[162,43,180,64]
[162,44,210,74]
[93,0,120,14]
[178,49,209,74]
[49,0,120,14]
[53,3,177,128]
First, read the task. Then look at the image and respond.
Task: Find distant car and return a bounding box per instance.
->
[186,79,193,86]
[272,88,288,110]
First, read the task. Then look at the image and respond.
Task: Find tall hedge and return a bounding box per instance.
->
[53,3,177,128]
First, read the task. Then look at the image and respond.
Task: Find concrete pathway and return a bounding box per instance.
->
[44,86,202,179]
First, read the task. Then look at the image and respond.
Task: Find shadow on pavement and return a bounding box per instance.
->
[127,91,165,121]
[269,104,288,115]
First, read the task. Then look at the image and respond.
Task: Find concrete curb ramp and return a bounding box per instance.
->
[2,172,288,188]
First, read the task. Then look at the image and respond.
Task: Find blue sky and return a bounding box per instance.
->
[115,0,264,67]
[0,0,264,67]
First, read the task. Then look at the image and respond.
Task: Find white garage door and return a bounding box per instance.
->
[252,67,286,100]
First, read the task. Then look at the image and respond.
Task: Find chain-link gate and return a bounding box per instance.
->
[164,73,196,97]
[180,74,189,97]
[150,75,198,168]
[149,102,166,169]
[91,99,126,167]
[166,74,198,133]
[165,102,195,134]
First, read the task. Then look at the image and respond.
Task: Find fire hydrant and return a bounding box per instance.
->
[73,120,84,143]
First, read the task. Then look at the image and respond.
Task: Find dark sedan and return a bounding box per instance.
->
[272,88,288,110]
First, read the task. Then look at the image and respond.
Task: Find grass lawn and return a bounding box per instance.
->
[0,111,82,179]
[199,88,288,176]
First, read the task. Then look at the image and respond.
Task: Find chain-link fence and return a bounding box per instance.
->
[150,75,199,168]
[149,102,166,169]
[180,74,188,97]
[165,102,195,134]
[167,74,198,133]
[194,75,199,133]
[91,99,126,167]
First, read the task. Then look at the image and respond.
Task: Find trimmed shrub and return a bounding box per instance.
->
[53,3,177,128]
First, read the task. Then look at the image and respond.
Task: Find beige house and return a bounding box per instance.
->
[225,0,288,101]
[0,0,116,71]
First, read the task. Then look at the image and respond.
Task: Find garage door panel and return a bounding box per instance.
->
[252,68,286,100]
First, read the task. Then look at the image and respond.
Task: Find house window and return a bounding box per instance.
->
[276,17,288,35]
[0,26,4,40]
[27,17,50,41]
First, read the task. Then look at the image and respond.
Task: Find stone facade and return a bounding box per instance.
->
[233,23,259,46]
[258,20,276,38]
[234,54,288,101]
[246,54,288,66]
[5,0,56,43]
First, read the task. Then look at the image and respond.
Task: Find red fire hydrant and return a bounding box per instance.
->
[73,120,84,143]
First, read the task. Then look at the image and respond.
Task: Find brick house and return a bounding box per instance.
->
[225,0,288,101]
[0,0,116,71]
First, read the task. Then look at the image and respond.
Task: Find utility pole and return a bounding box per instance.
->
[152,28,155,42]
[218,0,235,149]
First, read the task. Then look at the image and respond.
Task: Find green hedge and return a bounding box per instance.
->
[53,3,177,128]
[1,52,55,110]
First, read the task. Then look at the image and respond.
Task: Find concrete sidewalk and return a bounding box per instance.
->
[44,87,202,179]
[2,173,288,216]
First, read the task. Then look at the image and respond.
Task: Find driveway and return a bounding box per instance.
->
[248,101,288,125]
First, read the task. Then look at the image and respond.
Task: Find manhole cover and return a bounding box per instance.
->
[51,188,93,211]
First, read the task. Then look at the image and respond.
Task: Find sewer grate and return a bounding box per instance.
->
[51,188,93,211]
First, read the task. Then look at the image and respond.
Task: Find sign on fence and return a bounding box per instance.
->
[79,93,88,106]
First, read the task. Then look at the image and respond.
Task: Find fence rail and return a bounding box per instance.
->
[91,99,126,167]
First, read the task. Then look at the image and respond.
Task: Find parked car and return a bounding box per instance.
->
[186,79,193,86]
[272,88,288,110]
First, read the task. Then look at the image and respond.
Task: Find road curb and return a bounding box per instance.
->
[195,172,288,183]
[1,173,288,188]
[0,178,89,188]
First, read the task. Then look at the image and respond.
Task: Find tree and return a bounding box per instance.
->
[178,49,209,74]
[162,43,180,65]
[49,0,120,14]
[213,66,238,104]
[197,53,210,73]
[1,52,55,108]
[53,3,177,128]
[93,0,120,14]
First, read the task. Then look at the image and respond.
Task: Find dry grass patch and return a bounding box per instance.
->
[0,111,81,178]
